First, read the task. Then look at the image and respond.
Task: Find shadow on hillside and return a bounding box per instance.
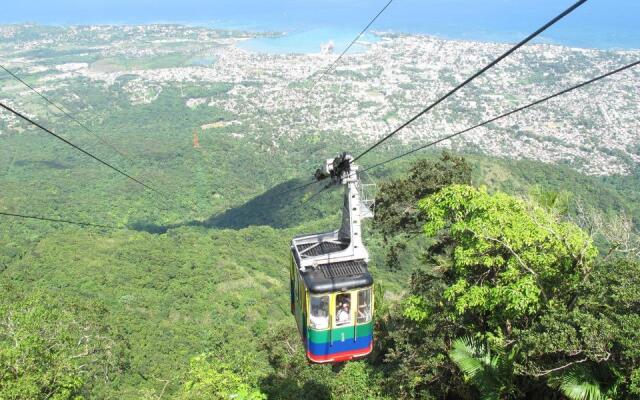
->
[129,178,333,234]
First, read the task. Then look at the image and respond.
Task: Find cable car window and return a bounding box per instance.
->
[309,295,329,330]
[357,288,372,324]
[335,293,352,326]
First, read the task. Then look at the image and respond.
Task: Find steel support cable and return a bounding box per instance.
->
[0,211,123,230]
[286,60,638,201]
[303,183,331,204]
[278,178,325,196]
[307,0,395,94]
[276,0,395,142]
[265,0,395,109]
[0,67,202,214]
[0,101,167,197]
[284,183,332,216]
[275,0,396,188]
[352,0,588,163]
[361,60,640,174]
[0,64,133,162]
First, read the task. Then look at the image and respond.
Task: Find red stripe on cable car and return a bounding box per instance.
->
[306,342,373,363]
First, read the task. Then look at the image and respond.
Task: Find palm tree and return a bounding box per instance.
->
[550,366,618,400]
[450,338,620,400]
[449,336,516,400]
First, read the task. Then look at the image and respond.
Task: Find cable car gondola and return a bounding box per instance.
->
[289,154,376,364]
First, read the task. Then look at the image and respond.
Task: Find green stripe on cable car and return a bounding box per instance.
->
[307,321,373,344]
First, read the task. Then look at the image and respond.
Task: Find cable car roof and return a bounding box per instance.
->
[293,256,373,294]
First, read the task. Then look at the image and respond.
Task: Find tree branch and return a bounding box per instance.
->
[477,232,549,303]
[530,357,588,377]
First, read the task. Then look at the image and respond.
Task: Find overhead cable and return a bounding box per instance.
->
[0,66,202,213]
[0,101,163,195]
[362,60,640,173]
[268,0,396,190]
[0,211,122,230]
[352,0,589,163]
[303,183,331,204]
[277,178,324,196]
[0,63,133,161]
[308,0,395,93]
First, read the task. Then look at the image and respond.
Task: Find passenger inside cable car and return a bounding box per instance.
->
[357,288,372,323]
[310,296,329,330]
[336,294,351,326]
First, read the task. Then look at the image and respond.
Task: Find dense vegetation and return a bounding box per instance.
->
[2,76,640,398]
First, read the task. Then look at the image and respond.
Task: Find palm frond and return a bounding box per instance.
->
[449,337,505,400]
[556,367,606,400]
[450,336,487,378]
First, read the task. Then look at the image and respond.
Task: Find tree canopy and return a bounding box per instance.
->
[376,183,639,399]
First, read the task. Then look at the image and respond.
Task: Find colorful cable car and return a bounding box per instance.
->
[290,154,376,363]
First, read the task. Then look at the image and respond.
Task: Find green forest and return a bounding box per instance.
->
[1,63,640,399]
[2,128,640,399]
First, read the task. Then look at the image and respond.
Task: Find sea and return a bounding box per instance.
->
[3,0,639,53]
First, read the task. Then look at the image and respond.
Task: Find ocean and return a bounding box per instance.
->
[236,29,379,54]
[3,0,639,51]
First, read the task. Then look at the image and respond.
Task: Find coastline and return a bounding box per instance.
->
[1,20,638,52]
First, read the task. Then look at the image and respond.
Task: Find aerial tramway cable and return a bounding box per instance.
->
[0,68,204,214]
[278,178,325,196]
[277,0,589,196]
[275,0,396,196]
[10,60,635,230]
[0,64,133,162]
[307,0,395,94]
[0,211,122,230]
[303,183,331,204]
[351,0,589,163]
[361,60,640,173]
[0,64,206,212]
[0,101,165,196]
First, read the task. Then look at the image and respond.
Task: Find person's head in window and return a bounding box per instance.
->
[319,298,328,316]
[336,295,351,324]
[357,288,372,323]
[310,295,329,329]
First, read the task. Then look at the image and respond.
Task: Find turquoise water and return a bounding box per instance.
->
[3,0,639,50]
[189,56,217,66]
[238,29,379,54]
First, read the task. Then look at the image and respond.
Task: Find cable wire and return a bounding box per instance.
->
[263,0,396,189]
[0,64,133,162]
[352,0,588,163]
[303,184,331,204]
[277,178,324,196]
[0,211,122,230]
[0,66,203,214]
[361,60,640,173]
[307,0,395,94]
[0,101,164,196]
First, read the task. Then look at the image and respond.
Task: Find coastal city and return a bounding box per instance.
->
[1,23,638,175]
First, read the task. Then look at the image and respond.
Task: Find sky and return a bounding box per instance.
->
[2,0,639,49]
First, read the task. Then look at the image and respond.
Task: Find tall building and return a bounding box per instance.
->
[320,40,335,55]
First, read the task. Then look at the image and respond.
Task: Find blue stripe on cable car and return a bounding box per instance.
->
[308,335,372,356]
